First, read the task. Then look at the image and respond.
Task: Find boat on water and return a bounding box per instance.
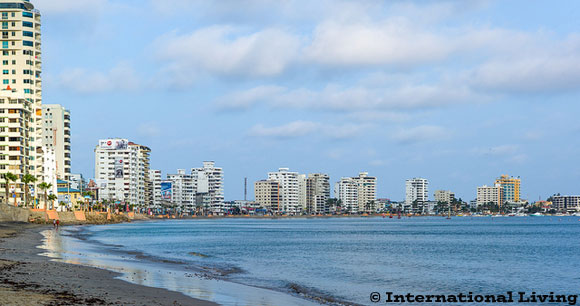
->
[530,212,544,217]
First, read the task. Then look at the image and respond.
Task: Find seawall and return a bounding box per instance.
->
[0,204,31,222]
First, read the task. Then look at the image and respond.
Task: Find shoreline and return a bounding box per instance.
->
[0,222,218,305]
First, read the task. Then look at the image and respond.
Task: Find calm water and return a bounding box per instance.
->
[45,217,580,305]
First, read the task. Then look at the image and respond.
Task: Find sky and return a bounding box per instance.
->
[34,0,580,202]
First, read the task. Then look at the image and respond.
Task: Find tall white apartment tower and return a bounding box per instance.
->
[405,178,429,205]
[306,173,330,214]
[353,172,377,212]
[0,0,43,205]
[192,161,224,213]
[335,178,359,213]
[167,169,195,211]
[41,104,70,180]
[150,169,162,208]
[94,139,151,207]
[268,168,300,214]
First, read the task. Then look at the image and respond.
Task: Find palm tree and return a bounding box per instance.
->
[38,182,52,211]
[21,173,36,208]
[48,194,58,211]
[2,172,18,206]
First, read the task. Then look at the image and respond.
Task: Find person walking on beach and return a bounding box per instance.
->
[53,219,56,229]
[56,219,60,230]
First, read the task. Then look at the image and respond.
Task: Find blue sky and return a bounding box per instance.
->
[35,0,580,201]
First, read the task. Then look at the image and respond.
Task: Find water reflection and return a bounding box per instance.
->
[39,228,320,306]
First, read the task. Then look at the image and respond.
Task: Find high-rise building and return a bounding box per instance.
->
[405,178,429,205]
[335,177,358,213]
[41,104,70,180]
[476,185,501,206]
[0,0,43,205]
[306,173,330,214]
[150,169,162,208]
[94,139,151,207]
[268,168,300,214]
[495,175,521,204]
[192,161,224,213]
[254,179,280,212]
[167,169,195,211]
[434,190,455,204]
[297,174,306,212]
[353,172,377,212]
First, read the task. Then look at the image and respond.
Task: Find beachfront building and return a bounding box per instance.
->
[167,169,195,211]
[305,173,330,214]
[268,168,300,214]
[434,190,455,204]
[41,104,70,180]
[298,174,306,212]
[476,185,501,206]
[56,179,82,211]
[0,0,45,205]
[335,177,359,213]
[353,172,377,212]
[405,178,429,205]
[150,169,162,208]
[495,175,521,204]
[254,179,281,212]
[94,139,151,207]
[551,196,580,213]
[192,161,224,213]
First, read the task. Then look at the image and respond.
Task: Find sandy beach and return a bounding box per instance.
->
[0,222,217,306]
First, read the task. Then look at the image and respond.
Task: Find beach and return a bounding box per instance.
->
[0,222,217,306]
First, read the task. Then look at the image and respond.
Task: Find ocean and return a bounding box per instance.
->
[41,216,580,305]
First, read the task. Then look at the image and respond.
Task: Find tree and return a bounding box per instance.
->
[48,194,58,211]
[38,182,52,211]
[2,172,18,206]
[21,173,37,208]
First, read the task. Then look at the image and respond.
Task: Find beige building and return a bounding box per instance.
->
[41,104,70,180]
[476,185,501,206]
[306,173,330,214]
[434,190,455,204]
[254,179,280,212]
[354,172,377,212]
[0,1,43,205]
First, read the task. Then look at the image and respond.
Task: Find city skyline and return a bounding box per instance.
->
[33,0,580,201]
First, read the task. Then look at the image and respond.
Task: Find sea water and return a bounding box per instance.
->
[44,217,580,305]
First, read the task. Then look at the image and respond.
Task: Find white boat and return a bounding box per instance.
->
[530,212,544,217]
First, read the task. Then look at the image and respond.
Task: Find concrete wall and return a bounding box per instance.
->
[0,204,31,222]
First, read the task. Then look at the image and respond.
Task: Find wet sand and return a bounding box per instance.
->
[0,222,217,306]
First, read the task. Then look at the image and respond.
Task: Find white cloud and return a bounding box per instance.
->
[51,63,141,94]
[217,85,286,111]
[156,26,301,84]
[305,20,454,67]
[390,125,450,144]
[247,120,369,139]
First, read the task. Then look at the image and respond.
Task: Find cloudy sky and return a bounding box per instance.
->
[35,0,580,201]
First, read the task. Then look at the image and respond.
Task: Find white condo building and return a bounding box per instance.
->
[41,104,70,180]
[405,178,429,205]
[335,177,359,213]
[335,172,377,213]
[268,168,300,214]
[94,139,151,207]
[0,0,44,205]
[150,169,162,208]
[192,161,224,213]
[167,169,195,211]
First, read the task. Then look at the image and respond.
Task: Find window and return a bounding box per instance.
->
[24,89,30,94]
[2,70,7,75]
[22,21,33,28]
[1,13,7,19]
[23,31,33,37]
[22,12,33,18]
[2,80,7,85]
[1,42,7,49]
[23,41,33,47]
[1,22,6,30]
[2,60,6,65]
[2,51,8,56]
